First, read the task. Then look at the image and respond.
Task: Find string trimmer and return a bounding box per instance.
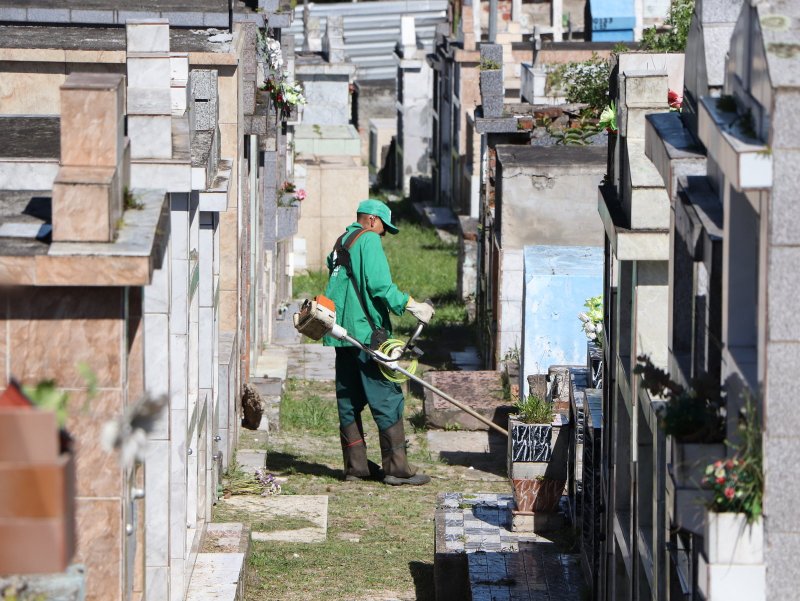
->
[293,296,509,437]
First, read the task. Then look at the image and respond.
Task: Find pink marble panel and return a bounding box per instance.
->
[75,498,122,601]
[66,390,124,498]
[7,287,124,388]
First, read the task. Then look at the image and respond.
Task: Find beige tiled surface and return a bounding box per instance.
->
[0,297,6,393]
[75,498,123,601]
[67,390,125,498]
[52,173,120,242]
[0,69,66,114]
[34,255,151,286]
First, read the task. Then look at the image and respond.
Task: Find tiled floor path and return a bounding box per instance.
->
[439,493,586,601]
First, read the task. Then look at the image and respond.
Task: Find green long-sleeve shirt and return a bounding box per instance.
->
[323,223,409,347]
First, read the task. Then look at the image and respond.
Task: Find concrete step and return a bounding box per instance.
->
[255,347,289,380]
[186,553,246,601]
[187,523,249,601]
[236,449,267,473]
[221,494,329,543]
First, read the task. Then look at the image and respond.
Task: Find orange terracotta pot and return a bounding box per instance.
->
[0,408,59,462]
[0,453,76,574]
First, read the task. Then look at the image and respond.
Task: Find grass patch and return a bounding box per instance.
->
[232,381,507,601]
[292,269,329,300]
[253,516,318,532]
[280,378,339,435]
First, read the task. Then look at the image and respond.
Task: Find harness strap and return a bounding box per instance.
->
[333,228,379,334]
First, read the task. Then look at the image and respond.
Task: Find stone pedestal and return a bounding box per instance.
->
[126,19,173,160]
[52,73,127,242]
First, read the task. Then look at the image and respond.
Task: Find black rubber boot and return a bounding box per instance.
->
[340,419,384,482]
[379,420,431,486]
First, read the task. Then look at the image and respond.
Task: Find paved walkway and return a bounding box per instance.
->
[438,493,586,601]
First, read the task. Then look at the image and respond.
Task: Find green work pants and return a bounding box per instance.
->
[335,347,404,432]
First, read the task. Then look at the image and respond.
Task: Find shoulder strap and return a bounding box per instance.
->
[333,228,379,334]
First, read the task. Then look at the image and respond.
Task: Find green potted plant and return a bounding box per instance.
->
[701,397,764,592]
[635,355,725,533]
[507,392,568,520]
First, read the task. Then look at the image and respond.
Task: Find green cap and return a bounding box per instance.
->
[356,199,399,235]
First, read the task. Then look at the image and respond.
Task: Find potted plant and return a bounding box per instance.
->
[0,379,76,574]
[507,392,569,521]
[635,355,725,533]
[277,181,305,208]
[701,397,764,597]
[579,295,604,388]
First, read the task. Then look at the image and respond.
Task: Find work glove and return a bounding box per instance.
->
[406,297,435,324]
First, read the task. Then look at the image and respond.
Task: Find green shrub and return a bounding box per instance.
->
[641,0,695,52]
[513,393,554,424]
[546,53,610,112]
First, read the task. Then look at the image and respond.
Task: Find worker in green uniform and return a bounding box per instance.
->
[323,199,435,486]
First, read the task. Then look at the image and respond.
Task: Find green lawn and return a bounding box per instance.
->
[292,201,471,368]
[221,380,508,601]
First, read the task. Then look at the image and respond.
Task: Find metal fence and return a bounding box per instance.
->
[288,0,448,81]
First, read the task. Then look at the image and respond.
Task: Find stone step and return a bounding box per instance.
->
[186,553,246,601]
[187,523,249,601]
[221,494,329,544]
[469,543,585,601]
[236,449,267,473]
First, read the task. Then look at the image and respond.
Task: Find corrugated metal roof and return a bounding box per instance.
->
[288,0,447,80]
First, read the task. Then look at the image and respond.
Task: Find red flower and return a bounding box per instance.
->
[668,89,682,110]
[724,487,735,500]
[725,459,734,469]
[716,476,726,485]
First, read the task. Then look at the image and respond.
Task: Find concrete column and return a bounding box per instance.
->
[488,0,498,42]
[551,0,563,42]
[167,192,190,600]
[143,229,171,600]
[323,15,345,63]
[303,5,321,53]
[126,19,172,160]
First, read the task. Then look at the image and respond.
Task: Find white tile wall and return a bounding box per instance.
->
[127,56,172,89]
[145,566,169,601]
[128,115,173,160]
[145,441,170,566]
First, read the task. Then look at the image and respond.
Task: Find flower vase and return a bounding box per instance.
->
[704,511,763,564]
[587,340,603,389]
[507,415,569,530]
[702,511,765,601]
